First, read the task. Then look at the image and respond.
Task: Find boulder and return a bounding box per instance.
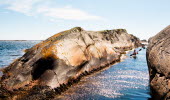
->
[147,25,170,100]
[0,27,141,99]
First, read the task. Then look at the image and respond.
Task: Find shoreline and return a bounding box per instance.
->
[45,48,136,98]
[0,40,42,41]
[0,47,136,100]
[55,47,149,100]
[0,27,142,99]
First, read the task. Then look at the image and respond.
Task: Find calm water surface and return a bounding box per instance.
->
[0,41,151,100]
[0,41,40,68]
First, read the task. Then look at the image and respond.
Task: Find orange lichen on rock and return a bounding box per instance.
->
[41,45,58,59]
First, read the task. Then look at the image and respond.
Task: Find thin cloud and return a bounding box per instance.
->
[0,0,103,21]
[0,0,42,15]
[37,6,102,20]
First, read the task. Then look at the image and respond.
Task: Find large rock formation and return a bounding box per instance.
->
[0,27,141,99]
[147,25,170,100]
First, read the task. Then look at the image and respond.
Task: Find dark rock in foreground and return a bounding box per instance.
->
[0,27,141,99]
[147,25,170,100]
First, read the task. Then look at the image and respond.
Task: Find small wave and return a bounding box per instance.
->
[114,80,149,87]
[113,75,149,80]
[98,89,123,98]
[9,55,21,56]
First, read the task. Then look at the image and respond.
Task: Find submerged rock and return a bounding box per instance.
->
[0,27,141,99]
[147,25,170,100]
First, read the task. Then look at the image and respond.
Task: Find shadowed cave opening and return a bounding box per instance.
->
[32,57,55,80]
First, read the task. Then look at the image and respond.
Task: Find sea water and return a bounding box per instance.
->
[0,41,151,100]
[0,41,40,69]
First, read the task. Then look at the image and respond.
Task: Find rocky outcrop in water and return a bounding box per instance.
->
[147,25,170,100]
[0,27,141,99]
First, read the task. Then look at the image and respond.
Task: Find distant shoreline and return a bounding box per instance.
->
[0,40,42,41]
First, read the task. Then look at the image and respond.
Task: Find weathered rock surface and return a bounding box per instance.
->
[0,27,141,99]
[147,25,170,100]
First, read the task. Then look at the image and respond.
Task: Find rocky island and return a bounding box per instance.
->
[147,25,170,100]
[0,27,141,100]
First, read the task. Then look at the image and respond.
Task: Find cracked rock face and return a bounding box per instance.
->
[0,27,141,99]
[147,25,170,100]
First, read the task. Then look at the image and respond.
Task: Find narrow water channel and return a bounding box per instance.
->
[55,48,151,100]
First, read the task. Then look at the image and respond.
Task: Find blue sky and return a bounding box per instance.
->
[0,0,169,40]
